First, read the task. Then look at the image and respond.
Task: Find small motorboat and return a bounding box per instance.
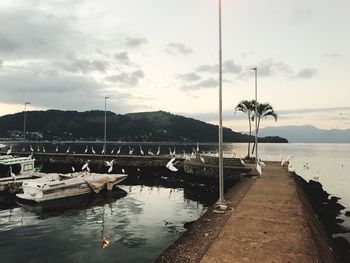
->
[0,155,38,192]
[16,172,128,203]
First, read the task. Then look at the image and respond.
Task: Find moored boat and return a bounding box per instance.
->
[16,172,128,203]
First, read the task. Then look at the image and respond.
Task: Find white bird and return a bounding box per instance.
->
[148,149,154,155]
[184,154,191,161]
[156,146,160,156]
[101,147,105,154]
[200,155,205,164]
[129,146,134,155]
[281,156,286,167]
[196,142,199,153]
[66,147,70,154]
[92,147,96,155]
[256,162,262,175]
[116,146,121,155]
[22,147,25,152]
[240,159,245,166]
[104,159,114,167]
[122,168,125,174]
[107,166,113,173]
[30,145,34,152]
[82,161,90,172]
[166,157,178,172]
[110,147,115,154]
[55,146,59,152]
[10,167,16,180]
[72,166,75,172]
[139,145,144,155]
[37,146,40,152]
[6,146,12,155]
[42,146,46,153]
[84,146,88,153]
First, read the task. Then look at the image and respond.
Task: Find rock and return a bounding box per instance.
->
[345,211,350,217]
[184,221,196,229]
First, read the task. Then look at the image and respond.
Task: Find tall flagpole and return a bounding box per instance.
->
[218,0,224,203]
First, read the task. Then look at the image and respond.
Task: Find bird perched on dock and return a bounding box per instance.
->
[122,168,125,173]
[240,159,245,166]
[128,146,134,155]
[92,146,96,154]
[84,146,88,154]
[148,149,154,155]
[66,147,70,154]
[55,146,59,153]
[166,157,178,172]
[6,146,12,155]
[42,146,46,153]
[156,146,160,156]
[30,145,34,152]
[10,167,16,181]
[200,155,205,164]
[258,159,266,167]
[110,147,115,154]
[139,145,144,155]
[196,142,199,153]
[116,146,121,155]
[104,160,114,173]
[101,147,105,154]
[37,145,40,152]
[72,166,75,172]
[82,160,90,172]
[256,162,262,176]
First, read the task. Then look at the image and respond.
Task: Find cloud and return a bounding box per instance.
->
[165,42,193,55]
[324,52,340,58]
[181,77,218,91]
[176,72,202,82]
[196,60,242,74]
[292,8,312,22]
[125,37,148,48]
[54,56,109,73]
[114,51,131,65]
[293,68,317,79]
[105,70,145,86]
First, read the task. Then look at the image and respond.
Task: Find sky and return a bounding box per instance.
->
[0,0,349,132]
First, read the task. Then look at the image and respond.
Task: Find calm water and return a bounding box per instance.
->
[0,142,349,260]
[0,186,205,263]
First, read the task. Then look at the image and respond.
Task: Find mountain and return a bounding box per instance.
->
[258,125,350,143]
[0,110,288,142]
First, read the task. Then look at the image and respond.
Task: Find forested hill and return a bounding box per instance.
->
[0,110,287,143]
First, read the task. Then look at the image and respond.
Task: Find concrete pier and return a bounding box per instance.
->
[157,162,334,263]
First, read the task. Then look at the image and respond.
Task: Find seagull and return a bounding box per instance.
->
[256,162,262,176]
[156,146,160,156]
[104,159,114,167]
[6,146,12,155]
[84,146,88,154]
[72,166,75,172]
[82,160,90,172]
[166,157,178,172]
[139,145,144,155]
[55,146,59,152]
[129,146,134,155]
[92,146,96,155]
[66,147,70,154]
[30,145,34,152]
[110,147,115,154]
[240,159,245,166]
[116,146,121,155]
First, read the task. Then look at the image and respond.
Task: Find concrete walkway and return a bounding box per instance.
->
[201,163,320,262]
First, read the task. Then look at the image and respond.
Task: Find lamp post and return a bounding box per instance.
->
[104,97,109,155]
[23,102,30,141]
[251,67,258,164]
[218,0,224,204]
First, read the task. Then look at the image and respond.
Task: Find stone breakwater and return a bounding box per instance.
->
[294,174,350,263]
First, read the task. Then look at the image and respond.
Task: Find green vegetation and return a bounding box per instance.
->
[0,110,287,142]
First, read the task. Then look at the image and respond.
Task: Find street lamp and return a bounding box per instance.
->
[251,67,258,164]
[104,96,109,155]
[23,102,30,141]
[218,0,224,204]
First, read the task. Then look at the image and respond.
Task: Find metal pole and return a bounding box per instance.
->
[253,68,258,164]
[218,0,224,203]
[104,97,109,155]
[23,102,30,141]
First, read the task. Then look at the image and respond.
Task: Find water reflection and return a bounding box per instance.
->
[0,185,206,263]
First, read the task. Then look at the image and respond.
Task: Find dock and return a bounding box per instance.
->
[157,162,335,263]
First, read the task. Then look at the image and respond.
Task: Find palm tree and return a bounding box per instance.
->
[235,100,255,158]
[251,102,278,154]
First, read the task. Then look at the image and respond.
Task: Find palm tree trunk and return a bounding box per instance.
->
[247,113,251,158]
[251,117,261,155]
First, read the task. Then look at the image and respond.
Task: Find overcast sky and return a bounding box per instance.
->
[0,0,349,131]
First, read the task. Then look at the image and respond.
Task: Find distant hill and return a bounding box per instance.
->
[258,125,350,143]
[0,110,288,142]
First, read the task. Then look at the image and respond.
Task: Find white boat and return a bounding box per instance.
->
[16,172,128,203]
[0,155,37,192]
